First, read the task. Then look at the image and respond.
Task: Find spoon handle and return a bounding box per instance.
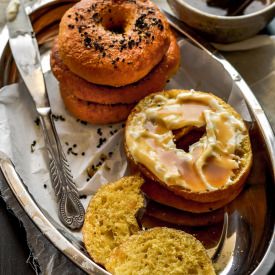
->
[39,111,85,230]
[227,0,254,16]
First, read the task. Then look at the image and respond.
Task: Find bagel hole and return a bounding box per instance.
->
[174,126,206,153]
[101,10,128,34]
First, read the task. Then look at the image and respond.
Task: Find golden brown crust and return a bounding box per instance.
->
[146,201,224,227]
[141,179,243,213]
[59,83,134,124]
[58,0,171,87]
[51,32,180,104]
[125,89,253,203]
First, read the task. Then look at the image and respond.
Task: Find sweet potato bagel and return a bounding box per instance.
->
[58,0,171,87]
[51,32,179,104]
[125,90,252,203]
[60,83,134,124]
[141,179,243,213]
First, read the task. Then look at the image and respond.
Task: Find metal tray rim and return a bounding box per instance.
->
[0,0,274,274]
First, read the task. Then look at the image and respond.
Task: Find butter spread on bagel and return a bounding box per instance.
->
[126,90,247,192]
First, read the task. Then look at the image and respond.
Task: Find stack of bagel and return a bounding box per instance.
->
[125,89,253,226]
[51,0,180,124]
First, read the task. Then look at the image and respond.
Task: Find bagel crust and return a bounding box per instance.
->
[146,201,225,227]
[141,179,243,213]
[58,0,171,87]
[125,90,253,203]
[51,32,180,104]
[60,83,134,124]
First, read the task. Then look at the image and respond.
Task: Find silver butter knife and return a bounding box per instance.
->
[6,0,85,230]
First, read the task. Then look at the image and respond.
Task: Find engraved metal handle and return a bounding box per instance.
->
[38,109,85,230]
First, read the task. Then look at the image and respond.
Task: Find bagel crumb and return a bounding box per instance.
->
[82,176,144,265]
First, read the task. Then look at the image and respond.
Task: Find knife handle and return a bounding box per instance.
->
[39,111,85,230]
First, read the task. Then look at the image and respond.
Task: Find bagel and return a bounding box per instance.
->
[141,179,243,213]
[82,176,145,266]
[145,201,224,227]
[58,0,171,87]
[59,83,134,124]
[125,90,252,203]
[106,227,215,275]
[51,32,180,104]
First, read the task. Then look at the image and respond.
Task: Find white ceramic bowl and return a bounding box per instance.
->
[168,0,275,43]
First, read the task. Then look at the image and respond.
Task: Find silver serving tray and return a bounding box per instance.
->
[0,0,274,274]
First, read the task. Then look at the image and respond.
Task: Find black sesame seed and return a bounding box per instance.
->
[84,37,91,44]
[43,184,47,189]
[136,16,148,30]
[34,117,40,126]
[73,144,77,148]
[31,140,36,153]
[82,152,85,156]
[128,39,135,49]
[92,13,102,23]
[97,128,103,136]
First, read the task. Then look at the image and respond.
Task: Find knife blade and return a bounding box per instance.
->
[6,0,85,230]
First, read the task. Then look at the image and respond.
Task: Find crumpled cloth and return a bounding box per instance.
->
[0,0,274,274]
[0,171,86,275]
